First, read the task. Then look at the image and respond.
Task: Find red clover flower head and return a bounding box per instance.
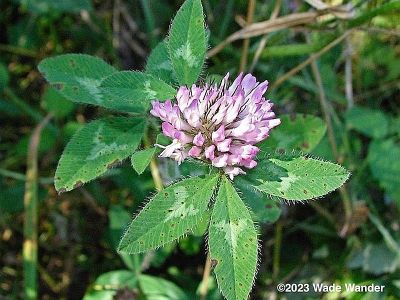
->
[150,72,281,179]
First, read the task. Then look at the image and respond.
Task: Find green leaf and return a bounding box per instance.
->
[146,41,175,84]
[99,71,176,112]
[131,148,157,175]
[0,62,9,92]
[346,106,389,138]
[83,270,137,300]
[41,87,75,118]
[55,117,145,192]
[348,242,400,276]
[168,0,206,85]
[368,139,400,204]
[38,54,116,107]
[139,274,188,300]
[258,114,326,153]
[208,177,258,300]
[234,177,281,223]
[246,154,350,200]
[118,175,219,254]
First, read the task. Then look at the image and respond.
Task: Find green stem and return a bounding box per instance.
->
[199,253,212,300]
[23,114,52,300]
[143,134,163,191]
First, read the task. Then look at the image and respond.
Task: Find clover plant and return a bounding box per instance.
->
[38,0,349,299]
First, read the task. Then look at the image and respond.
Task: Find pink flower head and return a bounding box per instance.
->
[150,73,281,179]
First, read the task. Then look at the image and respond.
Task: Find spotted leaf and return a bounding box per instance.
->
[55,117,145,192]
[246,154,350,200]
[118,175,219,254]
[38,54,116,107]
[208,177,258,300]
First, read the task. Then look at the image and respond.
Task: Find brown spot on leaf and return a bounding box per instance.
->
[73,181,83,189]
[107,159,120,169]
[301,142,310,149]
[303,189,308,194]
[211,259,218,268]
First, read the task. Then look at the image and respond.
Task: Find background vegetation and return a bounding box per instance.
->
[0,0,399,299]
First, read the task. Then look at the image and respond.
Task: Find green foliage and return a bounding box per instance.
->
[208,177,258,300]
[139,275,188,300]
[234,177,281,223]
[38,54,116,108]
[131,148,157,175]
[55,117,145,192]
[258,114,326,153]
[83,270,137,300]
[146,41,175,84]
[40,87,75,118]
[247,154,350,200]
[0,62,9,92]
[346,106,389,138]
[118,175,219,254]
[348,242,400,276]
[368,139,400,204]
[168,0,207,85]
[99,71,176,112]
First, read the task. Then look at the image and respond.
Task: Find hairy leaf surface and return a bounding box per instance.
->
[38,54,116,107]
[55,117,145,192]
[208,177,258,300]
[168,0,206,85]
[99,71,176,112]
[246,155,350,200]
[259,114,326,153]
[118,175,219,254]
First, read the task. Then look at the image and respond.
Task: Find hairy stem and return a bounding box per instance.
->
[23,114,52,300]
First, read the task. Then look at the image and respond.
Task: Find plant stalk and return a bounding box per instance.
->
[199,253,212,300]
[23,114,52,300]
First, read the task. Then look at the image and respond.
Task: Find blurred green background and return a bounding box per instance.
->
[0,0,399,299]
